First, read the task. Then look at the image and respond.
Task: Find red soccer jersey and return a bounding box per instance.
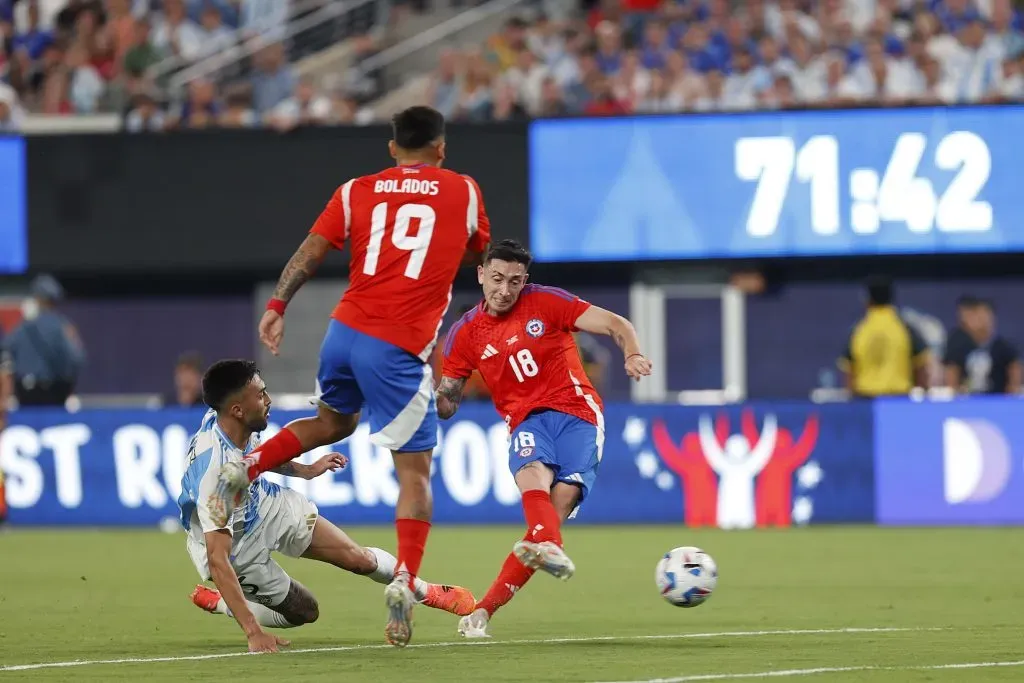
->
[310,164,491,359]
[442,284,604,430]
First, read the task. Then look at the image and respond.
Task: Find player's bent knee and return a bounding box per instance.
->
[317,406,359,443]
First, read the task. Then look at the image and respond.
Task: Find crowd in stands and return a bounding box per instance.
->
[427,0,1024,120]
[2,0,1024,132]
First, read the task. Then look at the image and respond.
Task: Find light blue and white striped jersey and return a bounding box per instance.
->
[177,409,283,546]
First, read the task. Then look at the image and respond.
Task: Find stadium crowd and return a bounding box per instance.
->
[1,0,1023,131]
[427,0,1024,121]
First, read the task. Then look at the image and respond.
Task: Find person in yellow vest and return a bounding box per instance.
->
[838,278,931,397]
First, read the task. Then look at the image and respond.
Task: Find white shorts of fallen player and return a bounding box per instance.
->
[186,487,319,607]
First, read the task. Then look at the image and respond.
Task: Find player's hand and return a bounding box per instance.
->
[307,452,348,479]
[247,629,290,653]
[259,310,286,356]
[625,354,653,382]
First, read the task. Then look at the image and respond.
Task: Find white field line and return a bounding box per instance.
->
[595,659,1024,683]
[0,626,939,673]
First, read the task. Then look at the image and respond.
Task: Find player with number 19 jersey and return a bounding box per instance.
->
[442,284,605,435]
[312,164,490,360]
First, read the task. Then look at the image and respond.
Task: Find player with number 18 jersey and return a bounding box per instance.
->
[437,239,652,639]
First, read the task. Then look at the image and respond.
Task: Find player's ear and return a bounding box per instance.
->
[388,140,398,161]
[436,140,446,165]
[477,264,485,284]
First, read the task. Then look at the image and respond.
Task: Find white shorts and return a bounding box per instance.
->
[187,487,319,607]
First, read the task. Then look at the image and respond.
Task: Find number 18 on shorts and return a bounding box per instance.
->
[507,410,604,505]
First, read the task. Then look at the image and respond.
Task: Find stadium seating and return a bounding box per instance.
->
[2,0,1023,129]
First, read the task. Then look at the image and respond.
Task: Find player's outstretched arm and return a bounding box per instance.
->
[435,376,467,420]
[271,234,332,303]
[574,306,653,382]
[260,234,333,355]
[205,530,289,653]
[271,453,347,479]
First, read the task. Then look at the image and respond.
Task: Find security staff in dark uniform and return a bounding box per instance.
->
[1,275,86,407]
[838,278,931,397]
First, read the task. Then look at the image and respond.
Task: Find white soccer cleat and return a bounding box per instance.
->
[384,579,416,647]
[208,460,250,528]
[457,608,491,639]
[513,540,576,581]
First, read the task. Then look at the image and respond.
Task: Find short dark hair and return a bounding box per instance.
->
[485,239,532,268]
[957,295,993,311]
[202,359,260,411]
[176,351,204,372]
[866,276,893,306]
[391,106,445,151]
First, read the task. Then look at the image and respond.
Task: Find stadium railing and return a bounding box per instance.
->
[159,0,390,95]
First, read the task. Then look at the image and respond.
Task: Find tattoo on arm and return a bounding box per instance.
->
[272,235,330,302]
[436,376,467,419]
[270,462,302,478]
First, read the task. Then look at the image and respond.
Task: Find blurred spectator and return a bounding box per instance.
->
[267,77,332,131]
[13,1,53,62]
[66,43,104,113]
[426,47,461,119]
[240,0,289,42]
[488,16,529,71]
[944,296,1021,394]
[124,88,166,131]
[250,42,294,114]
[152,0,203,61]
[839,277,930,397]
[168,77,220,128]
[939,18,1004,102]
[196,4,236,60]
[722,47,767,109]
[489,80,529,120]
[505,48,547,113]
[2,275,86,407]
[584,73,630,114]
[218,82,258,127]
[172,351,206,407]
[454,51,494,121]
[536,75,568,116]
[0,82,24,131]
[838,38,920,104]
[343,34,383,106]
[123,18,162,77]
[106,0,137,70]
[573,331,611,392]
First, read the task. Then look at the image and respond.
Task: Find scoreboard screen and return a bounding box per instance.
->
[0,136,27,274]
[529,105,1024,262]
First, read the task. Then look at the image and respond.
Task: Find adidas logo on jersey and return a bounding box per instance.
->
[480,344,499,360]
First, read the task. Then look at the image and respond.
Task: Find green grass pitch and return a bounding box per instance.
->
[1,526,1022,682]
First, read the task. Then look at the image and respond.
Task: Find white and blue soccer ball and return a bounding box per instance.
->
[655,546,718,608]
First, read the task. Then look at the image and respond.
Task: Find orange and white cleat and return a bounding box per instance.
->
[422,584,476,617]
[191,584,222,613]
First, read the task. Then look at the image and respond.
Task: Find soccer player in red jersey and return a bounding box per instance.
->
[208,106,491,647]
[437,239,652,637]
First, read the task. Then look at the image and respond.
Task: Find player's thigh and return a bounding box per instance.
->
[552,415,604,512]
[301,516,375,574]
[263,487,320,560]
[233,554,294,610]
[350,333,438,453]
[508,412,560,486]
[317,319,365,417]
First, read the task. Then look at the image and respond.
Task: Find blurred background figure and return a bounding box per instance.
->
[1,275,86,407]
[839,278,930,398]
[943,296,1021,394]
[573,331,611,392]
[170,351,206,407]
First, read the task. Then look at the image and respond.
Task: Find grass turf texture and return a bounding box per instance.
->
[0,526,1022,682]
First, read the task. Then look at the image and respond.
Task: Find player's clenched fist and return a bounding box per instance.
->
[259,310,286,356]
[247,630,290,653]
[625,354,652,382]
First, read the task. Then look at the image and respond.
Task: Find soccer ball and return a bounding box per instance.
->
[655,546,718,607]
